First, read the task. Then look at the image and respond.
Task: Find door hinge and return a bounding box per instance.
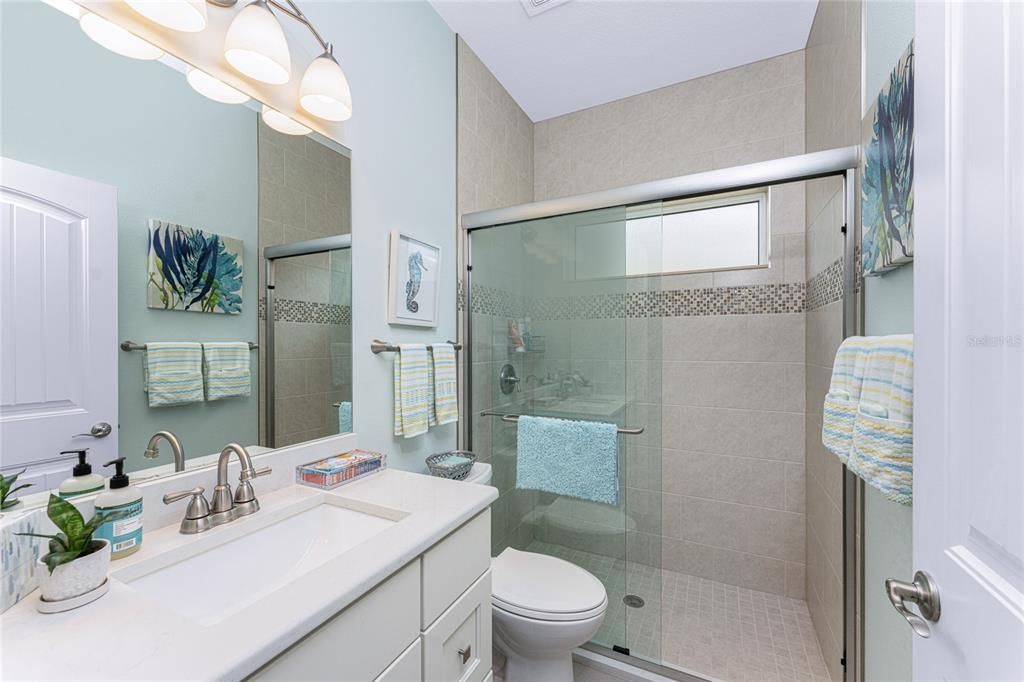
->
[841,652,847,670]
[841,224,848,234]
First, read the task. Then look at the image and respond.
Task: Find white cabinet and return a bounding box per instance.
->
[422,571,492,682]
[249,510,491,682]
[251,560,421,681]
[422,511,491,628]
[376,640,423,682]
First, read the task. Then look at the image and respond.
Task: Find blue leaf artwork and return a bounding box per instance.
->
[147,220,243,315]
[861,40,914,276]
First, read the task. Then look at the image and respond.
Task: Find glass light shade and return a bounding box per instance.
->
[261,105,310,136]
[125,0,207,32]
[299,51,352,121]
[186,67,250,104]
[224,0,291,85]
[79,12,164,60]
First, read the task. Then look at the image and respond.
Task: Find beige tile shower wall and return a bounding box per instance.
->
[456,37,534,216]
[533,50,805,201]
[804,1,862,679]
[257,120,352,447]
[532,51,809,598]
[456,34,535,523]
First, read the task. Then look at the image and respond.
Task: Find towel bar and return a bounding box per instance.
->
[370,339,462,354]
[120,340,258,352]
[479,411,645,435]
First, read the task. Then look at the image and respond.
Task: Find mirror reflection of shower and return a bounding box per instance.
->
[262,235,352,448]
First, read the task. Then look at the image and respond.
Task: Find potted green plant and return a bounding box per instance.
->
[17,494,129,602]
[0,469,32,510]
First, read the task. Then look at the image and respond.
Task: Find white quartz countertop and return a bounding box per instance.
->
[0,469,498,681]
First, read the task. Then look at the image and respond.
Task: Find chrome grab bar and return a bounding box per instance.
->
[479,411,645,435]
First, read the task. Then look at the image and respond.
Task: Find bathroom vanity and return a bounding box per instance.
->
[0,468,497,681]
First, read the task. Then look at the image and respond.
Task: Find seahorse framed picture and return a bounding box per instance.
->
[387,231,441,327]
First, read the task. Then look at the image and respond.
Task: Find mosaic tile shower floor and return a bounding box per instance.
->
[528,541,831,682]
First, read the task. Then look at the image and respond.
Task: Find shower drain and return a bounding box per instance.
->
[622,595,645,608]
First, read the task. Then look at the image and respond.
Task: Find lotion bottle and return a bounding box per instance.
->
[57,450,105,499]
[94,458,143,559]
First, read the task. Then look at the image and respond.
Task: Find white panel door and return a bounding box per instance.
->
[0,157,118,488]
[913,2,1024,679]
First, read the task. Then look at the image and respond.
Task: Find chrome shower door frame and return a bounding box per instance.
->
[459,147,862,681]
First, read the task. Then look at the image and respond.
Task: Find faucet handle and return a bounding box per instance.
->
[163,487,211,534]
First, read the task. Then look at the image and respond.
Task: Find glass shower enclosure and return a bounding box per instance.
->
[467,206,664,661]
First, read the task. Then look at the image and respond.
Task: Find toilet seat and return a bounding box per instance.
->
[491,548,608,622]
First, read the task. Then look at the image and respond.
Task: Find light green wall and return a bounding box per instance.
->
[308,2,457,470]
[1,1,259,471]
[862,1,915,679]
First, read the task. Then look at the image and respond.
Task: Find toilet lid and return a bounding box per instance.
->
[491,548,608,622]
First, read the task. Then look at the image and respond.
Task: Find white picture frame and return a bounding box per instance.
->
[387,231,441,327]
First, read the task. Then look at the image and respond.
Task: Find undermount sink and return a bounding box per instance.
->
[112,495,405,626]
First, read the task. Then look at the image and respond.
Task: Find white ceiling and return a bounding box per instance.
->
[431,0,818,122]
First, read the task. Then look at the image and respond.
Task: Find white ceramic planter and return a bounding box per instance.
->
[36,540,111,602]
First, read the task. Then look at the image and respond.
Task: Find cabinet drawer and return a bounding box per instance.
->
[250,560,421,681]
[375,638,423,682]
[422,570,491,682]
[422,510,490,628]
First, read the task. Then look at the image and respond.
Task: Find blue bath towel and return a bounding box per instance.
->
[516,415,619,505]
[338,401,353,433]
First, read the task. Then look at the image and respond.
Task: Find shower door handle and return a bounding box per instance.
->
[886,570,940,638]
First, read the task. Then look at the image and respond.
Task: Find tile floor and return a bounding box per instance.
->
[528,541,831,682]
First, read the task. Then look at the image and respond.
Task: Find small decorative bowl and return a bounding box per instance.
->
[425,450,477,481]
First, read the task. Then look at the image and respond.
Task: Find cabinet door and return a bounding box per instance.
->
[251,560,421,681]
[422,510,490,628]
[376,639,423,682]
[422,571,491,682]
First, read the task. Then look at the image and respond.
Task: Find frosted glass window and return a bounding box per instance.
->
[573,189,768,280]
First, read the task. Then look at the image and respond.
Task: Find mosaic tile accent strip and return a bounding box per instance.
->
[468,284,525,318]
[806,258,844,311]
[258,297,351,324]
[472,282,807,319]
[1,510,45,614]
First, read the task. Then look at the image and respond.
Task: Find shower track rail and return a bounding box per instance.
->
[479,411,645,435]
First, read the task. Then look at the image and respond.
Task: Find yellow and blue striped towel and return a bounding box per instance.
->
[848,335,913,505]
[432,343,459,426]
[143,343,204,407]
[202,342,252,401]
[393,344,430,438]
[822,336,875,463]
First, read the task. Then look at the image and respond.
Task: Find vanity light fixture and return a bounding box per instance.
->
[79,11,164,60]
[125,0,208,33]
[223,0,291,85]
[186,66,250,104]
[261,104,311,136]
[299,46,352,122]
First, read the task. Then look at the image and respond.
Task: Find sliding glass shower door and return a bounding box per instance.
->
[468,206,662,660]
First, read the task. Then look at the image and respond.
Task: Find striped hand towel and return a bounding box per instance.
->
[393,344,431,438]
[432,343,459,425]
[143,343,204,407]
[202,342,252,401]
[822,336,875,463]
[848,335,914,505]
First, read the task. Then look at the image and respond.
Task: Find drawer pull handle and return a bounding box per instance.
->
[458,646,472,664]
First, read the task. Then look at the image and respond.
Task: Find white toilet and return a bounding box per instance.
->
[461,463,609,682]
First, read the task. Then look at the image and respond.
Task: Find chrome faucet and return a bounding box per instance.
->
[210,443,271,526]
[163,443,271,533]
[144,431,186,472]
